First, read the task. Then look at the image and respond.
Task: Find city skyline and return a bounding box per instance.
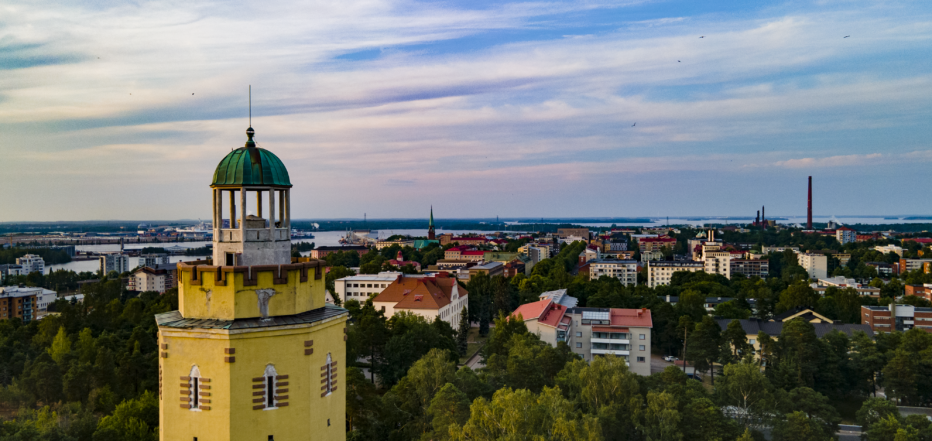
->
[3,0,932,221]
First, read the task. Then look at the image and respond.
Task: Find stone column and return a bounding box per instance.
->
[285,189,291,231]
[269,188,275,240]
[240,188,246,239]
[229,190,236,229]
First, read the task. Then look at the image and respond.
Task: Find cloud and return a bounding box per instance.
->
[2,0,932,220]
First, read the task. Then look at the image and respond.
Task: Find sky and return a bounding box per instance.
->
[1,0,931,222]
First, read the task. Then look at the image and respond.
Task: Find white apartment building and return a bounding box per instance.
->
[588,259,638,286]
[647,261,704,288]
[0,265,26,279]
[835,227,856,245]
[99,253,130,275]
[874,245,904,257]
[138,253,170,268]
[15,255,45,274]
[127,263,177,293]
[797,252,828,279]
[334,272,403,304]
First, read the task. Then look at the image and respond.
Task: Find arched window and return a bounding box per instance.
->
[264,364,277,409]
[189,365,202,411]
[325,353,333,396]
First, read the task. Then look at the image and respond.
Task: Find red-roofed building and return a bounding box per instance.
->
[638,236,677,253]
[372,274,468,327]
[510,303,654,376]
[836,227,856,244]
[439,234,489,246]
[903,238,932,245]
[388,250,421,272]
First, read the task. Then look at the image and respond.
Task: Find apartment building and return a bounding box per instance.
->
[0,286,56,322]
[835,227,856,245]
[333,272,402,304]
[588,259,638,286]
[899,258,932,275]
[797,252,828,279]
[127,263,178,293]
[467,261,504,279]
[730,259,770,278]
[557,228,590,239]
[99,253,131,275]
[905,284,932,301]
[375,239,415,250]
[647,261,704,288]
[874,245,904,257]
[138,253,170,268]
[638,236,677,253]
[862,304,932,333]
[309,245,370,259]
[512,302,653,375]
[372,274,468,328]
[0,265,26,279]
[15,254,45,274]
[444,247,485,262]
[578,247,600,265]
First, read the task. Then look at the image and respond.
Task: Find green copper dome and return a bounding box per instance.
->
[212,127,292,187]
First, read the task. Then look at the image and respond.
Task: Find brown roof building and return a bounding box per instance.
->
[372,274,468,328]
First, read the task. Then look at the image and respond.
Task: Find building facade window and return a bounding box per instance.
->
[637,357,646,362]
[639,334,646,340]
[324,353,333,396]
[189,365,202,411]
[639,345,646,351]
[264,364,278,409]
[576,342,582,348]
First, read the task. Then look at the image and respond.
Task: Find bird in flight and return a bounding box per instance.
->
[192,93,194,95]
[844,35,850,38]
[632,122,636,127]
[678,60,681,62]
[700,36,704,38]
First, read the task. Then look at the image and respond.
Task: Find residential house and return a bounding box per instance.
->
[127,263,178,293]
[588,259,638,286]
[372,274,468,327]
[334,272,402,304]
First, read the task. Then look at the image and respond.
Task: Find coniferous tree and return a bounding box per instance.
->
[456,306,469,356]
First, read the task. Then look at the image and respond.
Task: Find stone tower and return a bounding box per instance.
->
[155,125,348,441]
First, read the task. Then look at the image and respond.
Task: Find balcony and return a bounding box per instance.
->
[591,338,629,345]
[591,348,630,356]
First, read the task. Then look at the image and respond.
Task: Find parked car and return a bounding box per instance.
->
[663,356,679,362]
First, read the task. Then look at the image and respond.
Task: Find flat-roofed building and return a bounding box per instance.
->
[99,253,130,275]
[588,259,638,286]
[905,284,932,300]
[15,254,44,274]
[797,252,828,279]
[899,258,932,275]
[467,261,504,279]
[557,228,590,239]
[647,261,704,288]
[730,259,769,278]
[137,253,169,268]
[334,272,402,304]
[836,227,856,244]
[862,304,932,333]
[309,245,370,259]
[0,286,55,322]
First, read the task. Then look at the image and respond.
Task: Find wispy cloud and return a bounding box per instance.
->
[1,0,932,220]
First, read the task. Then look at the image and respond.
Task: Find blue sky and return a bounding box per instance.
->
[1,0,931,221]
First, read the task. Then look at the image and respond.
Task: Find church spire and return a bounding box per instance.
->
[428,206,436,240]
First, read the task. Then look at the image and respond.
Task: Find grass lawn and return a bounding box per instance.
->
[459,327,489,365]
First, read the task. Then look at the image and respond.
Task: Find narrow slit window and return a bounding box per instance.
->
[325,353,333,395]
[192,378,199,409]
[263,364,277,409]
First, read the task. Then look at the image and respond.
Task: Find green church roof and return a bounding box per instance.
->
[212,127,292,187]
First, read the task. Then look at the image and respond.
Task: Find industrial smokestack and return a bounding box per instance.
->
[807,176,813,230]
[762,206,765,227]
[756,210,760,226]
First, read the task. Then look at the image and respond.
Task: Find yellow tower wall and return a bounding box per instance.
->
[178,261,326,320]
[158,316,347,441]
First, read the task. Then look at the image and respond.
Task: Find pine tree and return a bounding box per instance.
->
[457,307,469,356]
